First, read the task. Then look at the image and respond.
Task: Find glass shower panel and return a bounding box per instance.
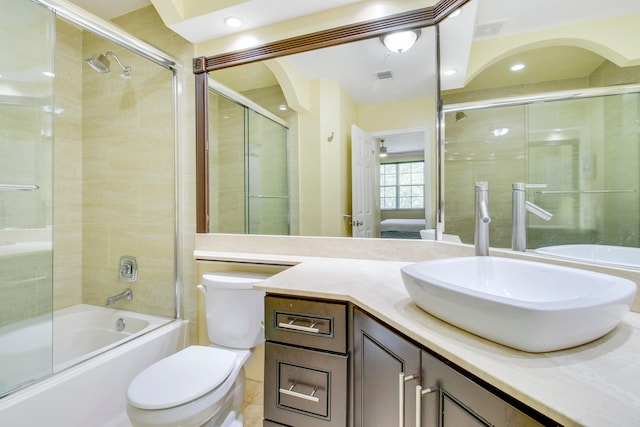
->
[247,110,289,235]
[526,94,640,248]
[0,0,55,396]
[80,31,176,319]
[442,105,527,247]
[209,92,247,234]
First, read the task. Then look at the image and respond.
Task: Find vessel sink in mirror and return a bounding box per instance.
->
[535,245,640,269]
[401,257,637,352]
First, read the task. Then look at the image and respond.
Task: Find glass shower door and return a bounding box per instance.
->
[247,110,289,235]
[0,0,55,396]
[526,94,640,248]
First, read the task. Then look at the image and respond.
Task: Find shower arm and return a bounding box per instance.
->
[105,51,131,75]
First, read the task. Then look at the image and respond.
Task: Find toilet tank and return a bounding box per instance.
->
[200,272,270,349]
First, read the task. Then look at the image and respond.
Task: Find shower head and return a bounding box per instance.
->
[455,111,468,122]
[85,51,132,76]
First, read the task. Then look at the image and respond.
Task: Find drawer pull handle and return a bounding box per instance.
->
[279,383,320,403]
[278,319,320,333]
[415,384,438,426]
[399,372,417,427]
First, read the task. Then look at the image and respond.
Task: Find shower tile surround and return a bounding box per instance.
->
[195,233,640,426]
[50,7,198,338]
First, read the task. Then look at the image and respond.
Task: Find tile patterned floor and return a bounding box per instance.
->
[242,379,264,427]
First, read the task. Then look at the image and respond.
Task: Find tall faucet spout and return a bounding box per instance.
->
[474,182,491,256]
[512,183,553,251]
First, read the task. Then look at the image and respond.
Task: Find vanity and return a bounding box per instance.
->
[195,236,640,427]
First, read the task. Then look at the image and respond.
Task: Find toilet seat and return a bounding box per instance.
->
[127,345,237,410]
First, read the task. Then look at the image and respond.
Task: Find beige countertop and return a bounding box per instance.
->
[197,249,640,427]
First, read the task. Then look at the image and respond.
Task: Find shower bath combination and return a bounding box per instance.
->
[85,51,132,76]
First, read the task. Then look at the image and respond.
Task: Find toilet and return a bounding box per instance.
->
[126,272,270,427]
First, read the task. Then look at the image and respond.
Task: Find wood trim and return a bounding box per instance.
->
[194,0,470,72]
[195,71,209,233]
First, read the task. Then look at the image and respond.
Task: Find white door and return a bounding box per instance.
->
[351,125,378,238]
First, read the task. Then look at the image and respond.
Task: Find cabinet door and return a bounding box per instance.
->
[353,308,421,427]
[419,352,547,427]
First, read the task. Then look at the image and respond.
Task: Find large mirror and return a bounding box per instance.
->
[195,0,640,262]
[194,2,457,236]
[206,25,438,238]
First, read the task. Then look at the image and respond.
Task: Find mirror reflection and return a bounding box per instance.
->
[208,26,437,237]
[202,0,640,262]
[440,0,640,261]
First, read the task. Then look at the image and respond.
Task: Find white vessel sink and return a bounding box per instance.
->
[401,256,637,352]
[535,244,640,269]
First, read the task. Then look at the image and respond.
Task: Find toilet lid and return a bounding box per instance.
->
[127,345,237,410]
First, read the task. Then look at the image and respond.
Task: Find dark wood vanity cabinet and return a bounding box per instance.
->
[265,296,558,427]
[353,308,556,427]
[263,295,349,427]
[353,307,421,427]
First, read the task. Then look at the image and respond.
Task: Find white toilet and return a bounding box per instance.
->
[126,272,270,427]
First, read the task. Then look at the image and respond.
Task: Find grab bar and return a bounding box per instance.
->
[536,189,636,195]
[0,184,39,192]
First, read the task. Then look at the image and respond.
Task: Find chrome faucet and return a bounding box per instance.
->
[105,288,133,307]
[511,183,553,251]
[474,181,491,256]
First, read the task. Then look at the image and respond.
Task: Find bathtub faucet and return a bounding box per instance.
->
[106,288,133,307]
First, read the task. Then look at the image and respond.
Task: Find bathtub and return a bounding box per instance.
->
[0,304,189,426]
[535,244,640,269]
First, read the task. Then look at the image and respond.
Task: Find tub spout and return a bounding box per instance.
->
[106,288,133,307]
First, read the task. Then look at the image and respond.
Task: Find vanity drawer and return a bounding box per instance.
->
[265,295,347,353]
[264,342,348,427]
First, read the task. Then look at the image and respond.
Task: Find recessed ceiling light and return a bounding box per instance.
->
[449,9,462,18]
[510,63,525,72]
[278,104,288,111]
[443,69,457,76]
[492,127,510,136]
[224,17,242,28]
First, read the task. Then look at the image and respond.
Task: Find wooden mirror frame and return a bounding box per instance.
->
[193,0,471,233]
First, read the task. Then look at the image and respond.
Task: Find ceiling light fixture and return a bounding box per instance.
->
[278,104,288,111]
[379,139,388,158]
[449,9,462,18]
[444,69,457,76]
[224,16,242,28]
[510,63,525,71]
[380,29,421,54]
